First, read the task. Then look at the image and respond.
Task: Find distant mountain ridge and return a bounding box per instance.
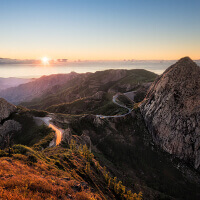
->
[19,69,157,112]
[0,77,32,91]
[0,72,81,104]
[0,69,157,112]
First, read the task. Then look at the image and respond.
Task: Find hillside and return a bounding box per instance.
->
[0,144,125,200]
[19,69,157,114]
[50,110,200,200]
[46,92,128,116]
[0,100,142,200]
[0,72,83,104]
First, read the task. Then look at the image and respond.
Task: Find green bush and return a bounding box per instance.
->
[13,144,30,155]
[33,131,55,151]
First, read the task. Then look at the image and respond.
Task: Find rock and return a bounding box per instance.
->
[0,98,16,122]
[0,98,21,146]
[0,120,21,133]
[0,120,21,146]
[140,57,200,170]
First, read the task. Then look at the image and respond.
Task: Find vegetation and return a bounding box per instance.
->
[0,127,142,200]
[67,139,142,200]
[0,150,100,200]
[10,110,54,147]
[29,109,48,117]
[32,130,55,151]
[59,109,200,200]
[116,94,134,109]
[47,95,127,116]
[20,69,157,113]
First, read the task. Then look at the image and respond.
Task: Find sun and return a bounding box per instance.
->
[42,57,49,65]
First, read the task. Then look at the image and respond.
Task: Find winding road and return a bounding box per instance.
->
[34,92,135,144]
[34,117,63,146]
[96,92,134,119]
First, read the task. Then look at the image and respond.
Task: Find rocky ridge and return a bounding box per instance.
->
[140,57,200,169]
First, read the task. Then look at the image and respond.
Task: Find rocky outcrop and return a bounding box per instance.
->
[0,98,17,122]
[140,57,200,169]
[0,120,21,144]
[0,98,21,146]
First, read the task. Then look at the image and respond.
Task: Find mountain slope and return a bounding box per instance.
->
[0,108,143,200]
[140,57,200,170]
[20,69,157,112]
[0,145,116,200]
[0,77,32,91]
[51,110,200,200]
[0,72,82,104]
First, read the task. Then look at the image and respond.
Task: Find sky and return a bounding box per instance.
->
[0,0,200,60]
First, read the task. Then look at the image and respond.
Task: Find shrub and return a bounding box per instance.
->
[12,144,44,162]
[12,144,29,155]
[85,162,90,174]
[55,160,65,170]
[0,150,7,157]
[29,109,48,117]
[33,131,55,151]
[27,154,38,164]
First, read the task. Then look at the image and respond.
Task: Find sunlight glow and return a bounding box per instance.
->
[42,57,50,65]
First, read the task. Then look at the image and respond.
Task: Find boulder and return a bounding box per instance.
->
[0,98,16,122]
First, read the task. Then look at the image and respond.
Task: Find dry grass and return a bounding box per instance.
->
[0,155,102,200]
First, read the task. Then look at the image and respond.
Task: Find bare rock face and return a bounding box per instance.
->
[0,120,21,140]
[140,57,200,169]
[0,98,17,122]
[0,98,21,146]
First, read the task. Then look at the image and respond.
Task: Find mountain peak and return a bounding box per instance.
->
[176,56,196,66]
[141,58,200,169]
[159,56,200,83]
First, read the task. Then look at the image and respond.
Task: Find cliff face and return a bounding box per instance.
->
[140,57,200,169]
